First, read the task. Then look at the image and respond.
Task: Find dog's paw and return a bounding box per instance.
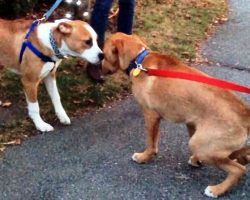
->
[57,111,71,125]
[36,121,54,132]
[132,152,150,164]
[188,156,202,167]
[204,186,218,198]
[132,153,142,163]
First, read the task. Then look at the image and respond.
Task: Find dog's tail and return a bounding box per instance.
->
[229,146,250,165]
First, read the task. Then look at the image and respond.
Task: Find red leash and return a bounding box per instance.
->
[147,69,250,94]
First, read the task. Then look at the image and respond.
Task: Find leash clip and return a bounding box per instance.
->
[38,16,46,23]
[132,62,148,77]
[135,62,147,72]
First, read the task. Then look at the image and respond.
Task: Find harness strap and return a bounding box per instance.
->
[19,0,65,64]
[19,22,55,64]
[25,20,39,39]
[26,41,54,63]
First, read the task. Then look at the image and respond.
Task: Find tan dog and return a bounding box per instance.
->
[0,19,103,132]
[102,33,250,198]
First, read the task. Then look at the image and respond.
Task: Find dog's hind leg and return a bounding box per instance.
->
[204,158,246,198]
[186,123,196,138]
[186,123,202,167]
[229,146,250,165]
[43,71,71,125]
[189,126,247,198]
[132,108,161,163]
[22,76,54,132]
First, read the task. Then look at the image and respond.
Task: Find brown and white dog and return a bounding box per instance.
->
[0,19,103,132]
[102,33,250,198]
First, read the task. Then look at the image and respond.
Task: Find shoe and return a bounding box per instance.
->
[86,63,105,83]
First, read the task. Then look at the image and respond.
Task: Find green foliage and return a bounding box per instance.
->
[0,0,56,19]
[0,0,37,18]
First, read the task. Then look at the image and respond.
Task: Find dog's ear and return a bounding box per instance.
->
[114,39,131,70]
[57,22,72,34]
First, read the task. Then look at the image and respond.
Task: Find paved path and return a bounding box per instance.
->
[1,0,250,199]
[202,0,250,69]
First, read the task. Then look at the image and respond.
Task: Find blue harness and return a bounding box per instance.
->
[19,0,64,64]
[126,49,150,75]
[19,20,54,64]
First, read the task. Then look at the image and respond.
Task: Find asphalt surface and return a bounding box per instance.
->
[1,0,250,199]
[202,0,250,69]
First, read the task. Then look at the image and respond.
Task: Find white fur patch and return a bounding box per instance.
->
[146,76,156,91]
[37,20,102,64]
[43,75,71,125]
[37,23,57,50]
[132,153,138,162]
[26,101,54,132]
[80,24,103,64]
[139,75,156,108]
[188,158,193,166]
[40,62,55,79]
[204,186,218,198]
[37,22,64,61]
[9,68,21,75]
[54,19,71,24]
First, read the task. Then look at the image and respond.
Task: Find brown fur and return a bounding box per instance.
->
[102,33,250,197]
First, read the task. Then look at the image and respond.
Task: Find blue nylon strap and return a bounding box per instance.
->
[19,42,27,63]
[25,20,39,39]
[126,49,150,75]
[19,0,64,64]
[19,41,54,63]
[19,20,40,63]
[26,41,54,63]
[43,0,64,20]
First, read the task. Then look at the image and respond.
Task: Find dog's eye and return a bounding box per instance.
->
[85,38,92,46]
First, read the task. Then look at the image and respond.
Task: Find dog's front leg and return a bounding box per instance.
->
[43,72,71,125]
[22,77,54,132]
[132,108,161,163]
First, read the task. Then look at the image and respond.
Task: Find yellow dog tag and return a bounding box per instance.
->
[133,68,141,77]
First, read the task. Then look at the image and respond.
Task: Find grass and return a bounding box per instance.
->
[134,0,227,60]
[0,0,227,149]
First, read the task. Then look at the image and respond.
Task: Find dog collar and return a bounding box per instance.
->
[49,30,65,59]
[126,49,150,76]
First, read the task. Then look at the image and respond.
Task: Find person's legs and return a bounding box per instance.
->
[87,0,113,83]
[117,0,135,34]
[91,0,113,47]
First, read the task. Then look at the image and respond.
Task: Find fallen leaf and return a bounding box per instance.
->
[151,31,159,37]
[87,99,94,103]
[2,101,12,108]
[0,146,6,152]
[63,70,70,75]
[73,100,81,104]
[1,139,21,145]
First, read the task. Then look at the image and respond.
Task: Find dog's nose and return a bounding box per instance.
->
[98,53,104,61]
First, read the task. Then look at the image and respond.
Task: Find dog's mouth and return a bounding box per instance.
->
[101,67,116,76]
[0,63,4,70]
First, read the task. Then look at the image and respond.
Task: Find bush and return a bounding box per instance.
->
[0,0,38,19]
[0,0,58,19]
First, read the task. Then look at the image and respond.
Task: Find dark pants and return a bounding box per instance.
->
[90,0,135,47]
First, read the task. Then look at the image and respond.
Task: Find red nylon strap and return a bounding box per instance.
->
[147,69,250,94]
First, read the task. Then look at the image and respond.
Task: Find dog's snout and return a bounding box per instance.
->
[98,53,104,61]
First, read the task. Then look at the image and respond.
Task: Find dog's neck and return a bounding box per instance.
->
[126,48,150,76]
[49,30,65,60]
[37,22,66,61]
